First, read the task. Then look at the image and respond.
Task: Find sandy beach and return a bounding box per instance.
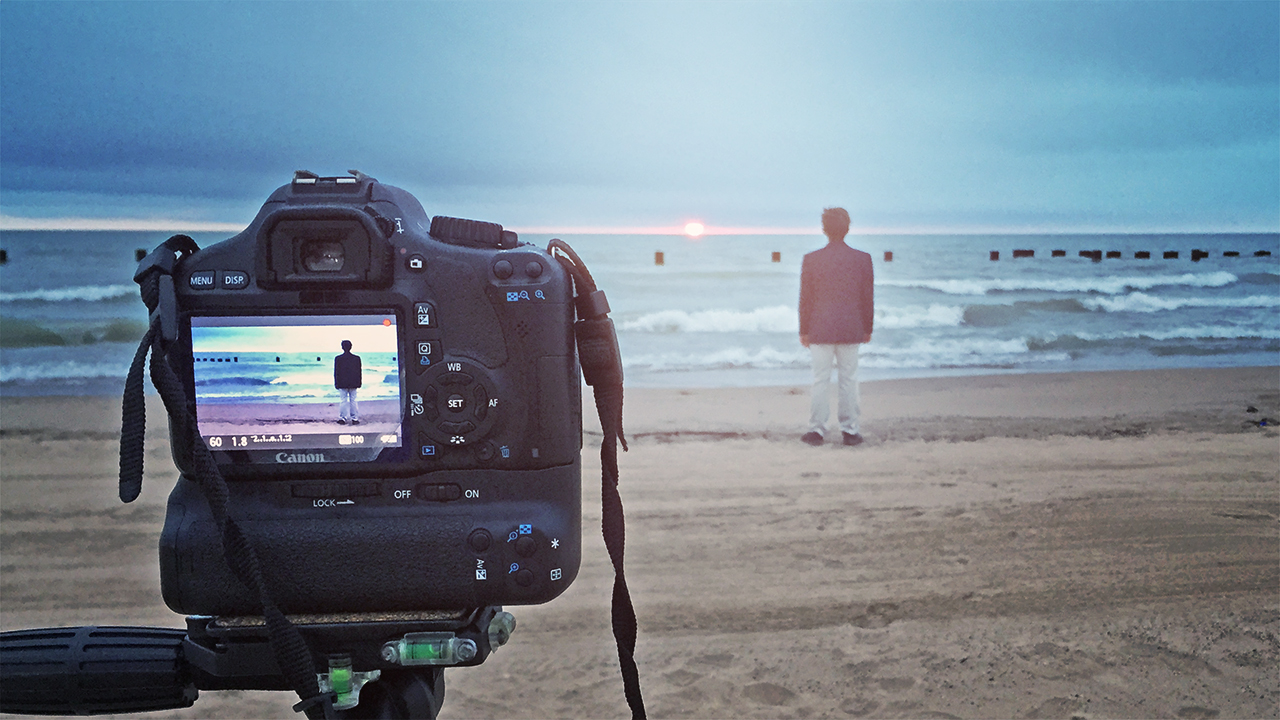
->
[1,366,1276,719]
[196,400,401,439]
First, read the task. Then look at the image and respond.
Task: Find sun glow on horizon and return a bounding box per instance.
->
[683,222,705,238]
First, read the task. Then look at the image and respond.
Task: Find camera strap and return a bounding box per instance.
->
[550,240,647,720]
[120,235,336,720]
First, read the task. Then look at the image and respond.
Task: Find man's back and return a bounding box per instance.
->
[334,352,362,389]
[799,241,874,345]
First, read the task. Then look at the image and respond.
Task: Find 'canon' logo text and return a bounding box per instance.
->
[276,452,328,464]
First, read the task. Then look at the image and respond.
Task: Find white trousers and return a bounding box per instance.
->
[339,388,360,421]
[809,343,861,436]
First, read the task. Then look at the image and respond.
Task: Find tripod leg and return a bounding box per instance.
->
[336,668,444,720]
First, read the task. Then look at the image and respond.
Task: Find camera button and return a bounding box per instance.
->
[514,568,535,587]
[468,529,492,552]
[493,260,514,279]
[414,302,437,328]
[405,254,427,273]
[515,536,537,558]
[525,261,543,278]
[414,339,441,373]
[439,420,476,435]
[220,271,249,289]
[445,393,466,413]
[188,271,216,290]
[439,371,473,386]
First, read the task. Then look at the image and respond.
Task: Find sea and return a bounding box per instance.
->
[1,230,1277,397]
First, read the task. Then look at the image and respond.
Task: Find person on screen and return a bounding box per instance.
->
[799,207,873,447]
[334,340,362,425]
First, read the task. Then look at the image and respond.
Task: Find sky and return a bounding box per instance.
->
[192,318,399,354]
[1,0,1277,234]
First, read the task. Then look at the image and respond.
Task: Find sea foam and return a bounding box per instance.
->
[881,271,1239,296]
[1080,293,1280,313]
[619,303,965,334]
[621,306,796,333]
[0,359,133,383]
[0,284,136,303]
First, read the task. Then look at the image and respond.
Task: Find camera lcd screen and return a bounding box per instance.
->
[190,314,402,459]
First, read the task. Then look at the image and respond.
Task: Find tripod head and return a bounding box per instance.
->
[0,608,513,718]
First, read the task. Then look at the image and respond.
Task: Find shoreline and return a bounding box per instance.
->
[1,365,1276,718]
[2,356,1277,398]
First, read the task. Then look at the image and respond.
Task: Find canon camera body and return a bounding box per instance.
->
[157,172,582,616]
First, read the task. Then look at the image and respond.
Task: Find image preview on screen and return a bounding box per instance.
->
[190,314,403,455]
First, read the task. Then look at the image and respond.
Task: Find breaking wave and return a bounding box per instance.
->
[1079,293,1280,313]
[619,304,965,334]
[0,284,136,303]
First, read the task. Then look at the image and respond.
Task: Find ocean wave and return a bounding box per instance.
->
[1029,325,1280,351]
[860,337,1062,369]
[0,360,132,384]
[1239,272,1279,285]
[623,345,808,371]
[1079,293,1280,313]
[195,376,279,387]
[0,284,136,303]
[880,271,1238,296]
[962,299,1091,327]
[619,304,965,334]
[877,304,965,329]
[623,337,1061,373]
[621,306,796,333]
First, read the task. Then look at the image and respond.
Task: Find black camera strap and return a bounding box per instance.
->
[118,235,643,720]
[120,235,335,720]
[550,240,646,720]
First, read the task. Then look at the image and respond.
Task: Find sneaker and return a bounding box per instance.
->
[801,431,824,446]
[338,418,348,425]
[351,419,360,425]
[842,432,864,447]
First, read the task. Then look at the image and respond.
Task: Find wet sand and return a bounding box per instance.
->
[1,367,1276,719]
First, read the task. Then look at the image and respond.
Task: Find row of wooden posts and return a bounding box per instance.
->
[652,248,1273,265]
[0,247,1270,267]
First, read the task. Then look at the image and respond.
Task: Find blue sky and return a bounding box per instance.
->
[1,1,1276,233]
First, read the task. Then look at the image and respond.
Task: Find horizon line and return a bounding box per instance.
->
[1,215,1275,235]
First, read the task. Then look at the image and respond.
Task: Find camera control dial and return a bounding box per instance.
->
[416,360,499,449]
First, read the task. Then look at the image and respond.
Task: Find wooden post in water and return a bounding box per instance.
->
[654,251,664,266]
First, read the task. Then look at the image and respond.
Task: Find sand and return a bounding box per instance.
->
[1,366,1276,719]
[196,400,401,439]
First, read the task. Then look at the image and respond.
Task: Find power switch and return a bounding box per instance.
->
[415,483,462,502]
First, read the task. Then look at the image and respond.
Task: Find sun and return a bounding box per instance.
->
[684,222,705,238]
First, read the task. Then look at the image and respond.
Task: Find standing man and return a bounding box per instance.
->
[334,339,362,425]
[799,207,874,447]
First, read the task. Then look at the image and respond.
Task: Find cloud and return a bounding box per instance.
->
[1,1,1275,231]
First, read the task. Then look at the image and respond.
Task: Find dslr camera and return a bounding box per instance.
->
[161,170,583,616]
[0,170,642,719]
